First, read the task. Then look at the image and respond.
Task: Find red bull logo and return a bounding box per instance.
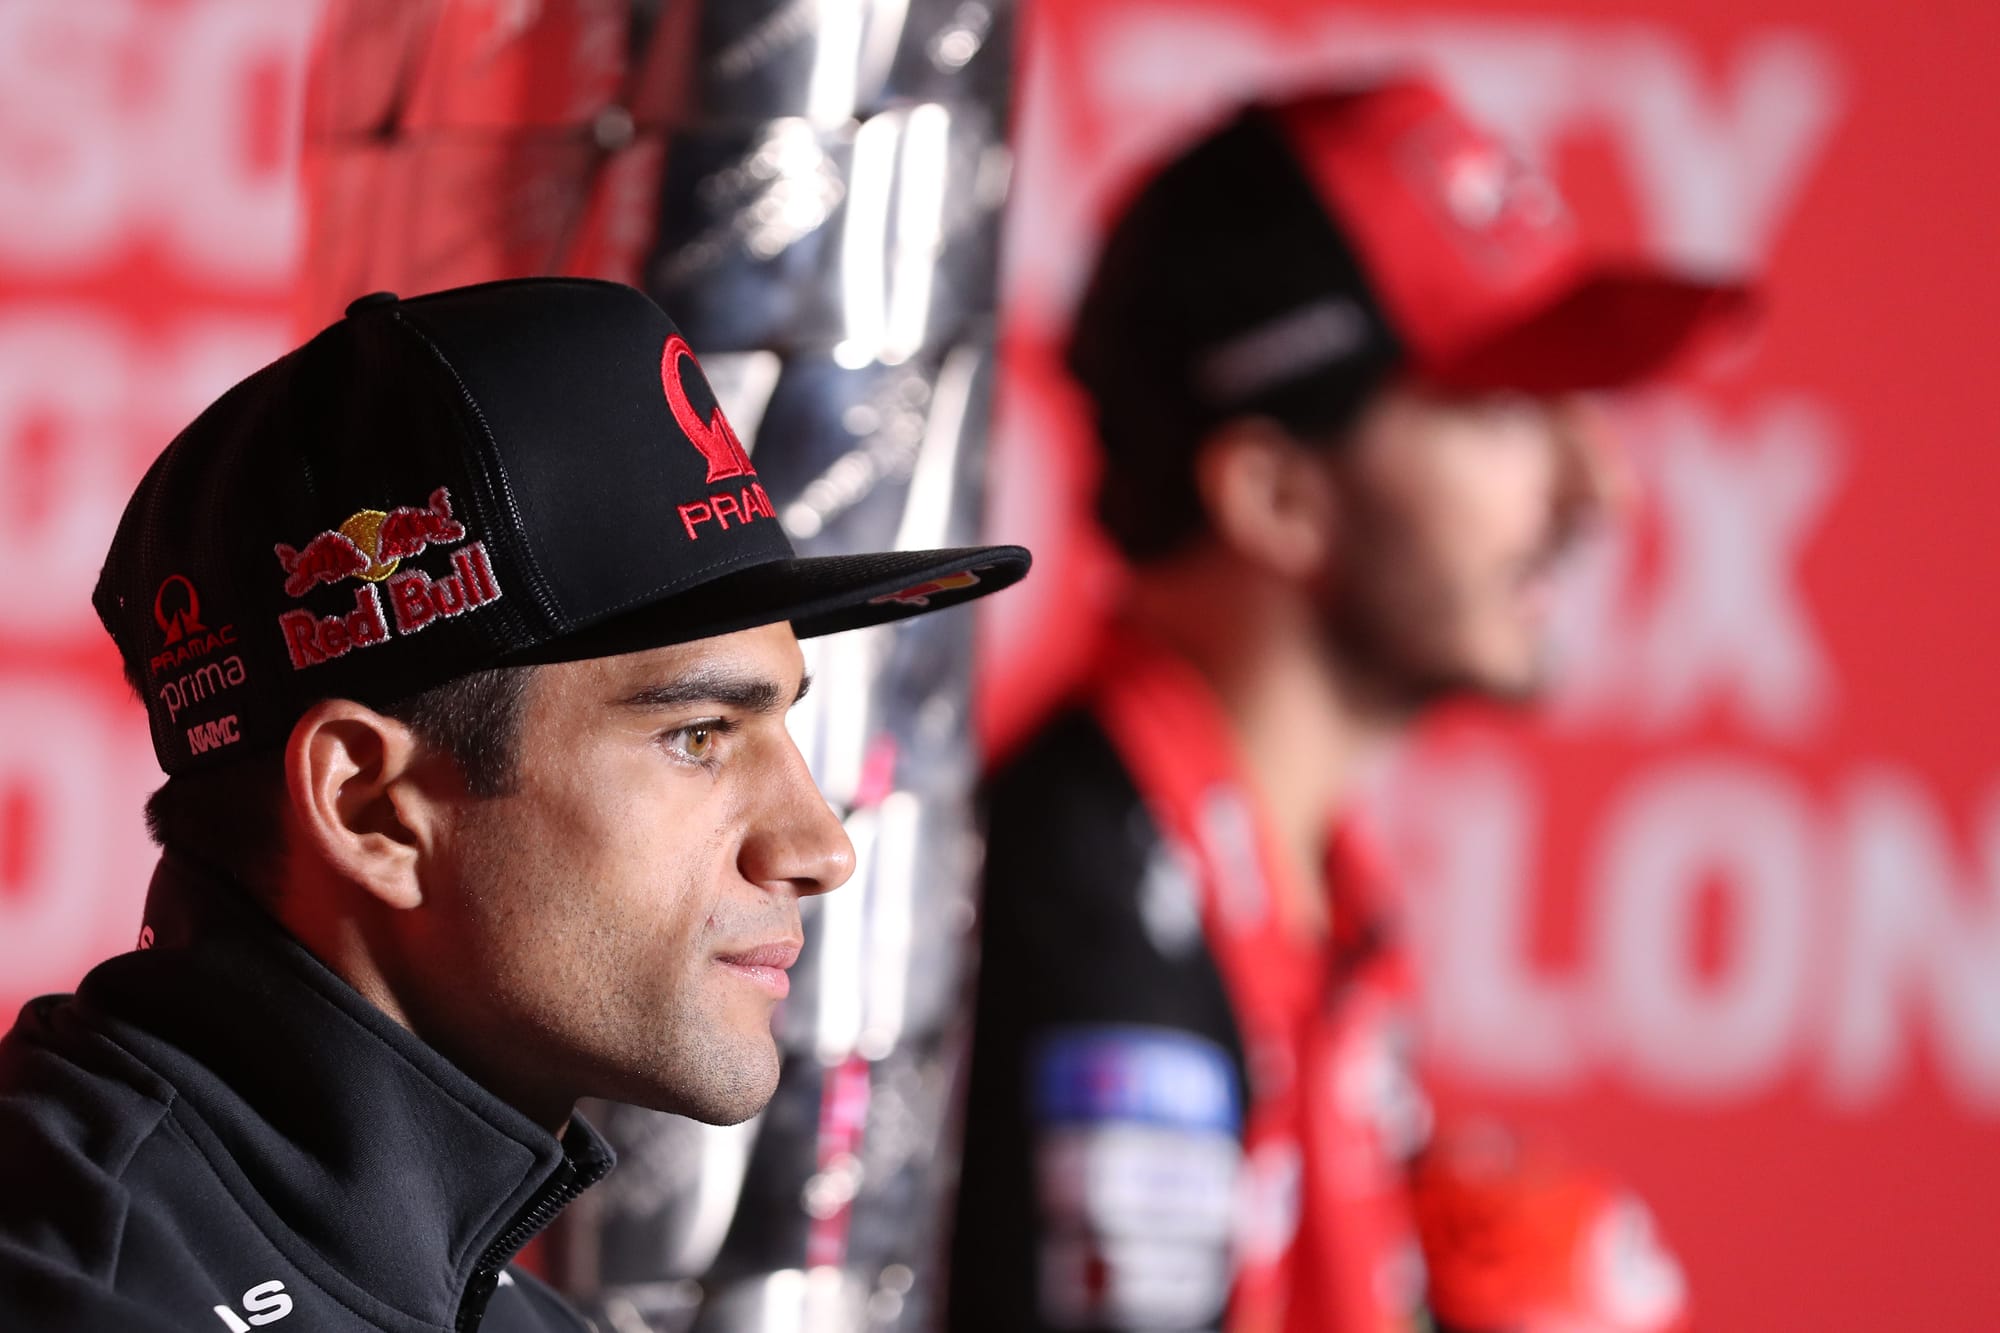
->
[278,544,506,672]
[387,542,502,635]
[275,485,503,671]
[867,570,981,607]
[274,487,467,597]
[280,584,390,670]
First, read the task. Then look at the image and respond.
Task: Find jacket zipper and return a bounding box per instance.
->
[455,1157,585,1333]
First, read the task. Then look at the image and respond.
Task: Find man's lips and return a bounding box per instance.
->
[714,939,803,998]
[1513,537,1579,618]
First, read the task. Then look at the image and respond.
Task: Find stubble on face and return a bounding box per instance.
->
[1318,386,1605,711]
[411,624,844,1129]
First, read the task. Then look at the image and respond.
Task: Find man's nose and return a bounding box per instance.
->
[740,739,857,898]
[1552,394,1630,527]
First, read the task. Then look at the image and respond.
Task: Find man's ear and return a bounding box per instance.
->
[283,700,445,912]
[1192,417,1339,580]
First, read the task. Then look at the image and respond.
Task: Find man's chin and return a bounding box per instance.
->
[683,1090,772,1127]
[1469,662,1552,707]
[689,1042,782,1126]
[621,1033,782,1126]
[1327,612,1551,717]
[1397,652,1552,712]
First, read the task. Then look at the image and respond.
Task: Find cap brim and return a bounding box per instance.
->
[1426,267,1756,394]
[505,544,1031,666]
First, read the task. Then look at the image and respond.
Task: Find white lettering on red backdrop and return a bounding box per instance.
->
[1548,395,1841,741]
[0,2,309,283]
[0,0,316,1002]
[1002,13,1840,330]
[0,313,288,640]
[1400,746,2000,1111]
[0,685,161,978]
[992,10,1997,1115]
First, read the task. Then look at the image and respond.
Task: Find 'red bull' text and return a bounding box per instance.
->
[278,542,505,671]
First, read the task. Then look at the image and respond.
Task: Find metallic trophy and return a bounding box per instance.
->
[551,3,1016,1330]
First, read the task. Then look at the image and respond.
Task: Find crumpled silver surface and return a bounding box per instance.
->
[550,3,1014,1330]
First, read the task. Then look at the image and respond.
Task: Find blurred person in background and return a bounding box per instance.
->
[0,278,1026,1333]
[947,78,1739,1333]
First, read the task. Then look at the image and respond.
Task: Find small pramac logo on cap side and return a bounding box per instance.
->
[148,575,238,677]
[662,334,755,484]
[154,574,205,644]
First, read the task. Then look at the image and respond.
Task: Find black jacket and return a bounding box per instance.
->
[947,710,1249,1333]
[0,854,613,1332]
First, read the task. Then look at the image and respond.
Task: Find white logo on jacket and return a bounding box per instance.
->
[211,1280,291,1330]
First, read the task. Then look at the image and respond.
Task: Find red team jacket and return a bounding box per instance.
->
[949,629,1430,1333]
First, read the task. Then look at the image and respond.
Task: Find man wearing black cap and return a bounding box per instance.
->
[0,278,1027,1332]
[947,79,1740,1333]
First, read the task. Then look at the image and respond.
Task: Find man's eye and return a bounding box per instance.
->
[664,720,731,766]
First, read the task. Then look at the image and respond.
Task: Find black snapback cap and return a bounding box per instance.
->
[95,277,1029,775]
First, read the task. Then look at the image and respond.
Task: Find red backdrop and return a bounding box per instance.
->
[0,0,319,1003]
[979,4,2000,1329]
[3,2,1996,1329]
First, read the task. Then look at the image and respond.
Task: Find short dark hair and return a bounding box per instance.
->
[1067,104,1399,563]
[140,665,538,898]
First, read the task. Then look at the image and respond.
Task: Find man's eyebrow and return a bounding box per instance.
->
[620,668,812,714]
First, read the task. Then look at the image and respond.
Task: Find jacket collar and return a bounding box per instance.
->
[76,853,613,1329]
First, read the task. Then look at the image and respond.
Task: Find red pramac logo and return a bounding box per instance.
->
[662,334,755,483]
[149,575,237,676]
[154,574,206,644]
